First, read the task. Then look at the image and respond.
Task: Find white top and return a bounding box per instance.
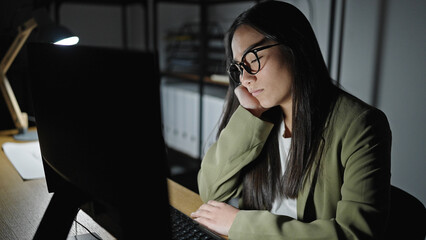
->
[270,121,298,219]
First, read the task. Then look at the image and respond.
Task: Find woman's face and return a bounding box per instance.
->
[231,25,293,110]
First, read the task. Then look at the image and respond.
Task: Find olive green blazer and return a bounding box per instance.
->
[198,92,391,240]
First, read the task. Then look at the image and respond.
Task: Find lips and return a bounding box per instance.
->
[250,89,264,97]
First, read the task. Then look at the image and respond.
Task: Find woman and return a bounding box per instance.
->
[191,1,391,239]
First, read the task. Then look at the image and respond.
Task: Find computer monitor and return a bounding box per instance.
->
[28,43,171,239]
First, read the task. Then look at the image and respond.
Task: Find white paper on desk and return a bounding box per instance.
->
[2,141,44,180]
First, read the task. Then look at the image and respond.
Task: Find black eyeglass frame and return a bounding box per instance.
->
[227,42,282,84]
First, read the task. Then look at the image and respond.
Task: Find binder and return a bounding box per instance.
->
[160,81,200,158]
[184,90,200,158]
[160,80,225,159]
[202,94,224,157]
[160,83,171,146]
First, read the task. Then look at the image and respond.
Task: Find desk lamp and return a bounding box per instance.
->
[0,8,78,141]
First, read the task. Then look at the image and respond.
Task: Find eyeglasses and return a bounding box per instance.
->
[227,43,282,84]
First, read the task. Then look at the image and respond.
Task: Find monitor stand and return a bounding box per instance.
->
[33,187,88,240]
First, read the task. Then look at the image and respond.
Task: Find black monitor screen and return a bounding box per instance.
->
[28,43,170,239]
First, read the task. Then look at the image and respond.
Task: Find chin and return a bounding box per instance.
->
[257,95,280,109]
[259,101,275,109]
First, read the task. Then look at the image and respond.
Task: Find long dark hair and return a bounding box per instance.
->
[219,1,339,210]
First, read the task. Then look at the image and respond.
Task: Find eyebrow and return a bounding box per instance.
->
[233,38,269,63]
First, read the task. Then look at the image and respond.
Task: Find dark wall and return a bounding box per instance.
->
[0,0,35,130]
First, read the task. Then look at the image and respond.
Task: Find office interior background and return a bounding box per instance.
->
[0,0,425,208]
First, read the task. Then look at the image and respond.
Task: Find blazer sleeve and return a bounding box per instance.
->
[198,106,274,202]
[228,108,392,240]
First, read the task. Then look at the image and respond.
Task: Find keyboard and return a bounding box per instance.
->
[170,205,226,240]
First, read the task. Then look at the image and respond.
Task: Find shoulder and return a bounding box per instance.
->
[323,89,392,168]
[330,90,389,130]
[325,90,391,152]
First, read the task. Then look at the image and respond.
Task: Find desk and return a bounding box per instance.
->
[0,128,226,239]
[168,179,229,240]
[0,128,114,239]
[167,179,204,216]
[0,128,51,239]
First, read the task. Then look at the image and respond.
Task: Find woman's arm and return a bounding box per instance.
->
[197,108,391,240]
[198,106,274,203]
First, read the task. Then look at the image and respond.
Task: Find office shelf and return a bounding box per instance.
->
[54,0,148,4]
[161,72,228,86]
[154,0,259,163]
[156,0,256,4]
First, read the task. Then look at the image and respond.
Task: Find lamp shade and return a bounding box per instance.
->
[35,23,79,46]
[31,8,79,45]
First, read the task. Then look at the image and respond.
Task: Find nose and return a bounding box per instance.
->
[240,70,256,87]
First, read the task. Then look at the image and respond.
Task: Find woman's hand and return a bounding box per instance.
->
[234,85,267,117]
[191,200,239,236]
